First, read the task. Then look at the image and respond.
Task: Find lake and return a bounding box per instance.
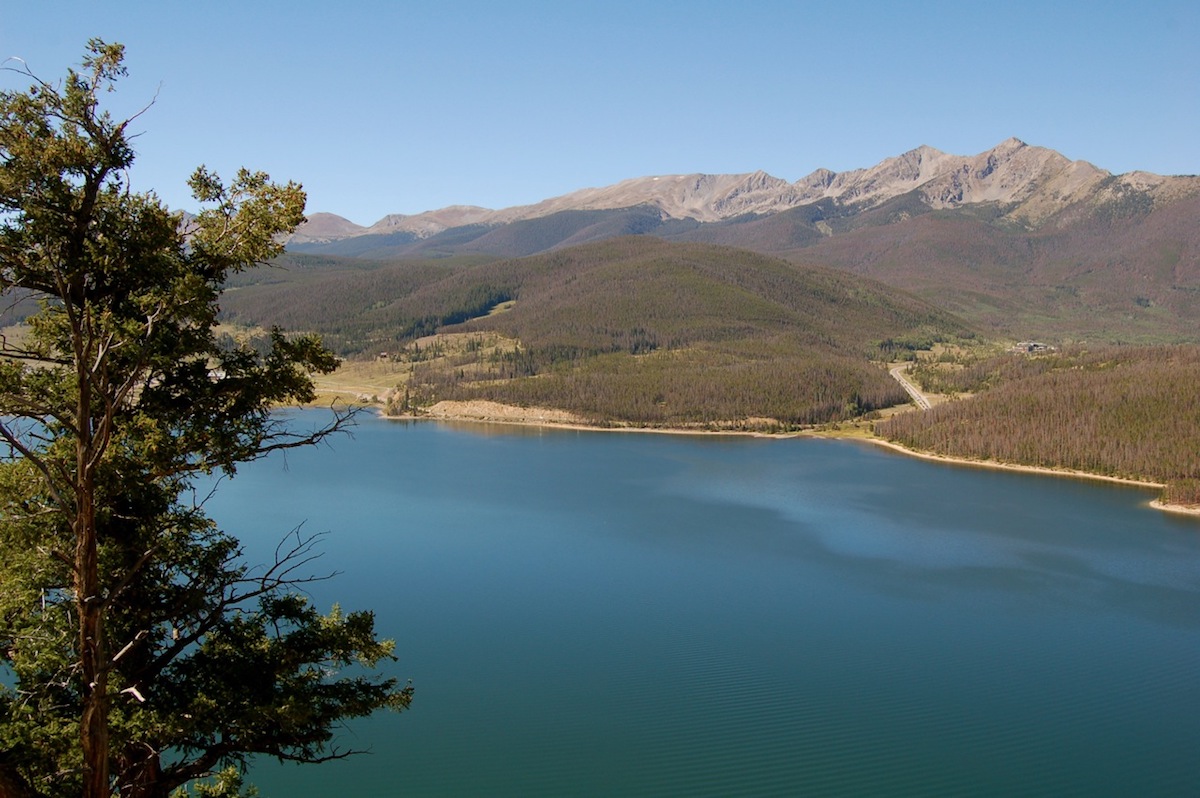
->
[204,411,1200,796]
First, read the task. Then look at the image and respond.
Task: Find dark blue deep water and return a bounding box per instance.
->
[204,411,1200,796]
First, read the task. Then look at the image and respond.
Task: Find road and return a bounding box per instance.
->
[889,363,932,410]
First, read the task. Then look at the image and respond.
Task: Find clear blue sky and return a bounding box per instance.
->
[3,1,1197,225]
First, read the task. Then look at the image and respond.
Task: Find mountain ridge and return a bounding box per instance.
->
[284,139,1200,342]
[290,138,1198,244]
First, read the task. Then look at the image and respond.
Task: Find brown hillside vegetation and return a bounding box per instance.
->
[283,142,1200,345]
[217,251,493,353]
[779,193,1200,342]
[876,346,1200,505]
[376,237,973,427]
[444,237,965,353]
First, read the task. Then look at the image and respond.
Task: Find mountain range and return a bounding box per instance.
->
[292,137,1196,241]
[285,139,1200,342]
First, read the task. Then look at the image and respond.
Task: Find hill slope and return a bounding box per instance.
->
[408,238,971,427]
[223,238,973,427]
[877,346,1200,505]
[769,192,1200,341]
[285,140,1199,342]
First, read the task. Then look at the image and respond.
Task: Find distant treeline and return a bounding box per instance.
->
[411,347,907,428]
[877,346,1200,505]
[400,238,965,427]
[218,252,493,353]
[222,239,968,358]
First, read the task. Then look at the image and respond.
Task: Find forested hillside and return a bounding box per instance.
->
[776,193,1200,342]
[285,190,1200,345]
[405,238,972,426]
[218,252,493,352]
[442,237,964,356]
[877,346,1200,505]
[221,238,972,428]
[221,227,1200,502]
[283,141,1200,345]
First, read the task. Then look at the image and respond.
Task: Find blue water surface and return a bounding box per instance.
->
[203,411,1200,796]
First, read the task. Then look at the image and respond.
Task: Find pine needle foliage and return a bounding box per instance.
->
[0,42,409,798]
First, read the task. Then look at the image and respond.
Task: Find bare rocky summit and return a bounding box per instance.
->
[290,138,1199,243]
[364,205,495,237]
[288,212,366,244]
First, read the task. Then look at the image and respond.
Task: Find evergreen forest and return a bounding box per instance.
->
[878,346,1200,506]
[213,234,1200,508]
[219,237,970,428]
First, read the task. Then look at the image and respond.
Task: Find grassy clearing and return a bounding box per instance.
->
[310,331,522,406]
[483,300,516,317]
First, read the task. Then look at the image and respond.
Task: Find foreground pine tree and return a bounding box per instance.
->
[0,41,410,798]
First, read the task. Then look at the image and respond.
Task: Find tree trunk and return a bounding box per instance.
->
[77,378,110,798]
[0,760,39,798]
[78,593,109,798]
[116,749,170,798]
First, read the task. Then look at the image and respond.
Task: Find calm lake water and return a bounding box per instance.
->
[204,410,1200,797]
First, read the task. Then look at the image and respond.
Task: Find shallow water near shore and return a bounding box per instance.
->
[205,410,1200,796]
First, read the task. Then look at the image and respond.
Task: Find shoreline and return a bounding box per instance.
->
[831,438,1199,518]
[1148,499,1200,518]
[375,401,1200,519]
[383,400,831,439]
[860,437,1165,489]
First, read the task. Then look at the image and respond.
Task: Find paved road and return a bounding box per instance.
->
[889,363,932,410]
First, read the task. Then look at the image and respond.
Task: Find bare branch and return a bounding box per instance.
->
[104,546,158,607]
[0,419,71,510]
[135,527,337,683]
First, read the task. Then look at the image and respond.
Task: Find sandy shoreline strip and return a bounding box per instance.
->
[839,439,1198,518]
[861,438,1165,488]
[397,400,817,438]
[380,401,1200,518]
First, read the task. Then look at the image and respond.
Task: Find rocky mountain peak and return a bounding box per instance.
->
[288,212,366,244]
[993,136,1028,154]
[364,205,495,237]
[288,140,1194,247]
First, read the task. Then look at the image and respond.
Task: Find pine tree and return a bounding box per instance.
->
[0,41,410,798]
